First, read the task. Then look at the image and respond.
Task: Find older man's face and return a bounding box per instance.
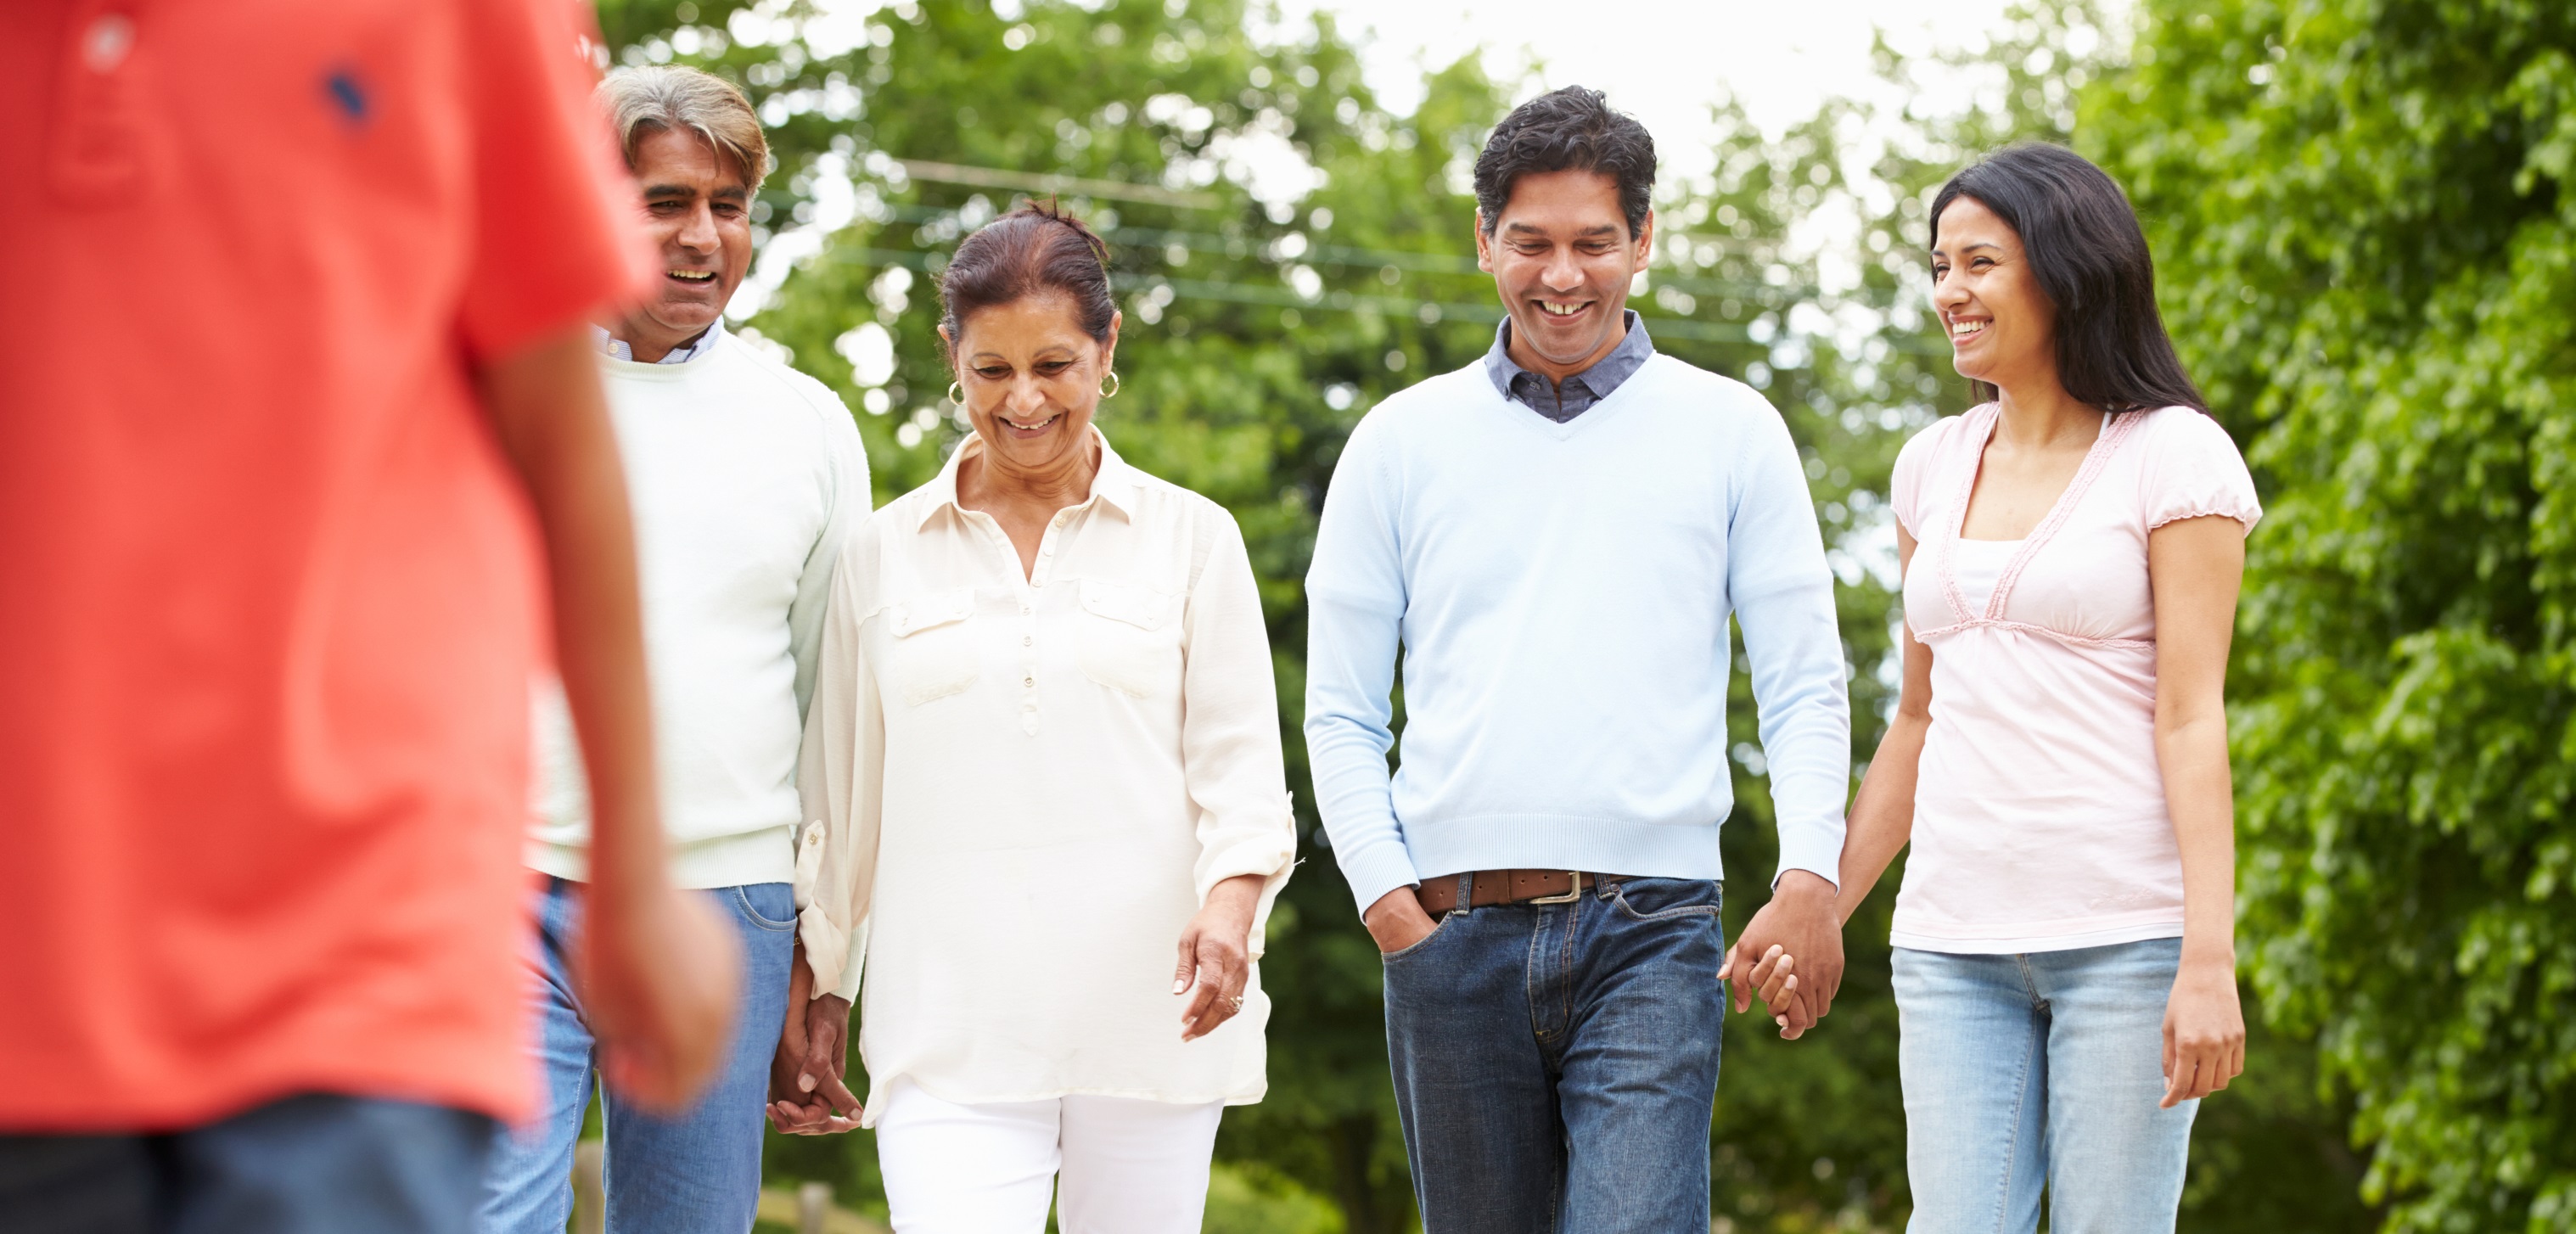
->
[626,126,755,350]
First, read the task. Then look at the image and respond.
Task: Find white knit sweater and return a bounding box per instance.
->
[528,329,867,889]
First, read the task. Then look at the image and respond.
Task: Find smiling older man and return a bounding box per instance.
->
[478,66,868,1234]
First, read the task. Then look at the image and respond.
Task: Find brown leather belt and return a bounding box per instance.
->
[1414,870,1635,915]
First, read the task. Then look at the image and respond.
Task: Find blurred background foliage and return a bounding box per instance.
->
[583,0,2571,1229]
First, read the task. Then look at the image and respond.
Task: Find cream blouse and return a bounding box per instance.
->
[794,428,1296,1119]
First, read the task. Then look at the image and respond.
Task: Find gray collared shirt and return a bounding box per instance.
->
[1482,311,1655,423]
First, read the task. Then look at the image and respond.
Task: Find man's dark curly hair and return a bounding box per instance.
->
[1473,86,1656,238]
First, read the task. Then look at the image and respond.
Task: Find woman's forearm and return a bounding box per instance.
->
[1836,710,1928,925]
[2158,715,2237,966]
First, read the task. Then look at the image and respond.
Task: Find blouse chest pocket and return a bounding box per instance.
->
[1075,578,1181,699]
[884,588,981,706]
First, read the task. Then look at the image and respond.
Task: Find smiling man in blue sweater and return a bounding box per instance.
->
[1304,87,1852,1232]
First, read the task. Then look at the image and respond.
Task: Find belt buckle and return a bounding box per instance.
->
[1529,871,1585,904]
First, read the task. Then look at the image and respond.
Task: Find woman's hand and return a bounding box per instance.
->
[1176,874,1264,1041]
[2160,955,2246,1108]
[767,947,863,1134]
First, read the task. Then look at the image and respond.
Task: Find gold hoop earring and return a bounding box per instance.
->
[1099,370,1120,399]
[946,380,964,406]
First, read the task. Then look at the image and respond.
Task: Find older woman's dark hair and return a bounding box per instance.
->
[1931,144,2205,414]
[938,200,1117,356]
[1473,86,1656,238]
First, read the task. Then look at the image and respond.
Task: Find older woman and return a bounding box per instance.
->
[779,203,1295,1233]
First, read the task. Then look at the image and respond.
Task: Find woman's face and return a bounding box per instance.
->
[1931,196,2056,395]
[945,293,1120,476]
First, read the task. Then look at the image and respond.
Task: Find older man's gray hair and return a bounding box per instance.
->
[597,65,769,189]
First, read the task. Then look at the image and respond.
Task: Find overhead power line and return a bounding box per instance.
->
[895,159,1223,210]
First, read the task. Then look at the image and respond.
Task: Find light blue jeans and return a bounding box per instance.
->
[1894,938,2197,1234]
[478,878,796,1234]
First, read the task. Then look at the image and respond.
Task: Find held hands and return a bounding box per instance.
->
[581,884,742,1113]
[1718,871,1844,1040]
[1176,874,1265,1041]
[2160,954,2246,1108]
[769,946,864,1134]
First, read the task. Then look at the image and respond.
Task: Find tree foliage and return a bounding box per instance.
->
[580,1,2558,1229]
[2080,3,2576,1228]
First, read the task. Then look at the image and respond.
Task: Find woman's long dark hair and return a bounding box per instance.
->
[1931,143,2206,414]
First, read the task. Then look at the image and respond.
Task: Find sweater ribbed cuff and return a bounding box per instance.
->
[1772,824,1844,895]
[1335,843,1422,922]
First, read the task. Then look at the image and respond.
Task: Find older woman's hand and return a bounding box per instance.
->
[1175,873,1264,1041]
[767,945,863,1135]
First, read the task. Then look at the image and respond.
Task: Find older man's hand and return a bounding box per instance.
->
[1720,870,1844,1039]
[768,952,862,1134]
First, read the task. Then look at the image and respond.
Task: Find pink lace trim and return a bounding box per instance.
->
[1930,404,2144,631]
[2145,506,2257,533]
[1911,616,2154,651]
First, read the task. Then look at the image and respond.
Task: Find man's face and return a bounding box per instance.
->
[1476,170,1653,378]
[626,126,755,347]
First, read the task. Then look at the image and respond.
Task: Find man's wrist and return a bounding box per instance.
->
[1772,869,1837,903]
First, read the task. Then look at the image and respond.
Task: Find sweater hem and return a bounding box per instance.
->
[1398,815,1727,883]
[525,824,797,891]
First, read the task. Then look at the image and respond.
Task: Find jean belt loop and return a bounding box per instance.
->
[1454,872,1473,914]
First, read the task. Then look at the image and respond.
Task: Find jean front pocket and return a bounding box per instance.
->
[1609,878,1724,923]
[732,884,799,933]
[1378,910,1461,962]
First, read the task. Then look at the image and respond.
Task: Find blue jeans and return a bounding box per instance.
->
[1383,875,1726,1234]
[478,878,796,1234]
[1894,938,2198,1234]
[0,1093,492,1234]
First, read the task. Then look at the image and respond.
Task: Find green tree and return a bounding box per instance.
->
[583,2,2422,1230]
[2078,1,2576,1228]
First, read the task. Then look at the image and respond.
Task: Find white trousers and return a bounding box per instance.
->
[873,1079,1224,1234]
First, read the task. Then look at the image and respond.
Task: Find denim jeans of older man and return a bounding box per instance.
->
[1383,876,1726,1234]
[479,878,796,1234]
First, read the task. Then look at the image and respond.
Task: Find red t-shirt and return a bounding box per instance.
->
[0,0,651,1128]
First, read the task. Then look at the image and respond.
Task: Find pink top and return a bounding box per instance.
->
[1889,404,2260,953]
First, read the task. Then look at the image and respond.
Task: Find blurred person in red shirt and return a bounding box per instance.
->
[0,3,741,1231]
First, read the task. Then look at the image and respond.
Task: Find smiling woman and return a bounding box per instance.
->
[791,201,1298,1232]
[1833,144,2261,1234]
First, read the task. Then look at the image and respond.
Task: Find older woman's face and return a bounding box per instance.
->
[946,294,1120,475]
[1931,195,2056,394]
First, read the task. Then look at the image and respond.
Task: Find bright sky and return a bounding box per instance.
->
[1281,0,2086,177]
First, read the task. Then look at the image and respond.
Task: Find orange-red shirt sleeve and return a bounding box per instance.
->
[454,0,655,362]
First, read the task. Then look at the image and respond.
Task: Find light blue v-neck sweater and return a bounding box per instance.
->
[1303,353,1850,915]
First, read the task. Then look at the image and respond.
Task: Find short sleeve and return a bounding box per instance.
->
[2136,407,2262,535]
[453,0,654,362]
[1889,414,1952,540]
